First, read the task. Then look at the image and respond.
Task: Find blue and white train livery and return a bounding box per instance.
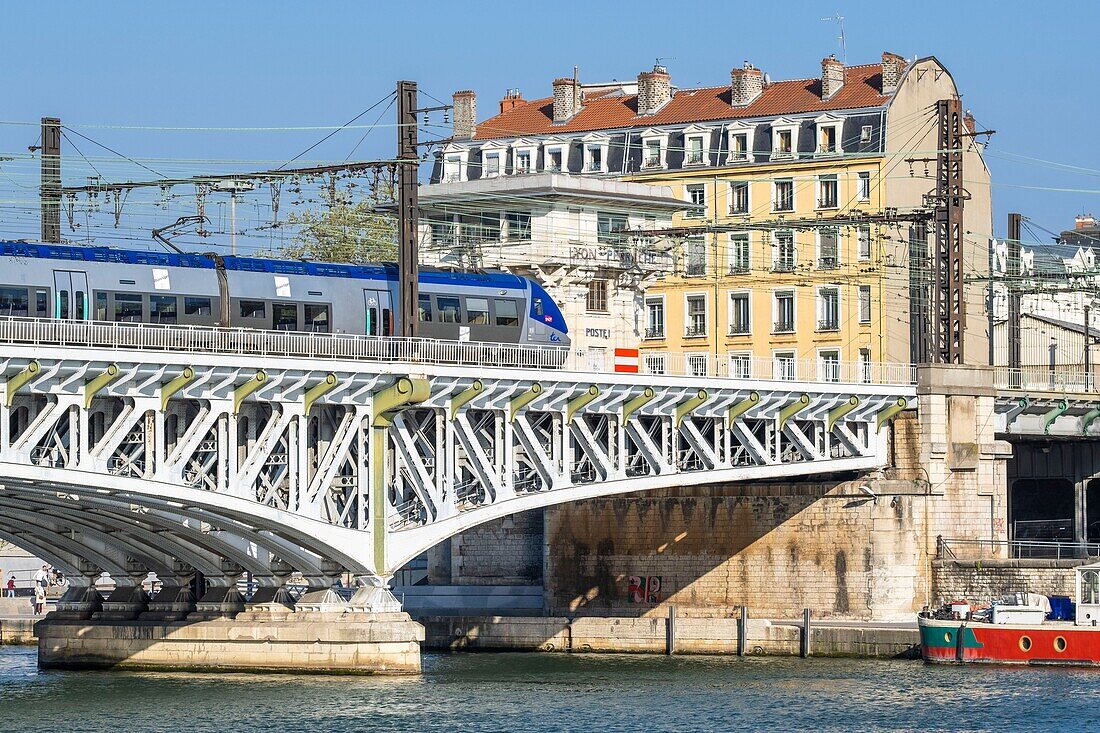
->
[0,242,570,347]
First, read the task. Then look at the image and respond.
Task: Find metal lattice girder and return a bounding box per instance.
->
[0,344,913,582]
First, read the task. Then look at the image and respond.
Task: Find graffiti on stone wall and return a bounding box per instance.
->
[629,575,662,604]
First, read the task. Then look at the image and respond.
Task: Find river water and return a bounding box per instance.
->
[2,645,1097,732]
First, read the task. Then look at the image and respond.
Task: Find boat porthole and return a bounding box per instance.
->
[1054,636,1067,653]
[1019,635,1032,652]
[943,631,953,644]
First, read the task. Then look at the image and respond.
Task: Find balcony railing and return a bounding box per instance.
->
[685,152,704,165]
[684,324,708,338]
[817,197,839,209]
[728,324,750,336]
[817,318,839,331]
[644,327,665,340]
[729,204,749,215]
[773,319,795,333]
[817,256,839,270]
[771,259,796,273]
[684,263,707,277]
[773,201,794,213]
[728,263,750,275]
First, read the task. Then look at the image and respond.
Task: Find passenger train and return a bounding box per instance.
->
[0,242,570,347]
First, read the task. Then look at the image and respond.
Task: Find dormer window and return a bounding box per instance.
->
[441,146,468,182]
[770,118,798,160]
[546,148,563,171]
[726,121,755,164]
[814,114,844,157]
[581,133,609,173]
[515,149,532,173]
[484,152,501,178]
[640,129,668,170]
[682,125,710,167]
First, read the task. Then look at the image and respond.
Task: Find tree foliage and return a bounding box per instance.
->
[273,200,398,263]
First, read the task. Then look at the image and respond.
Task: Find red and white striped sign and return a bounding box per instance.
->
[614,348,639,373]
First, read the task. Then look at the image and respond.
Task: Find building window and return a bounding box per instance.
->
[730,132,749,161]
[818,229,839,270]
[586,279,609,313]
[858,285,872,323]
[817,287,840,331]
[484,152,501,177]
[644,139,662,168]
[818,125,838,154]
[728,353,752,379]
[685,295,707,337]
[729,292,750,335]
[504,211,531,240]
[597,212,628,246]
[686,185,706,217]
[684,236,707,277]
[729,181,749,214]
[645,297,665,339]
[644,353,667,375]
[774,351,796,381]
[444,154,464,183]
[859,347,872,383]
[819,350,841,383]
[687,353,710,377]
[729,233,750,274]
[546,148,563,171]
[585,144,604,172]
[686,135,705,165]
[773,128,794,158]
[773,291,795,333]
[857,171,871,201]
[515,149,533,173]
[817,175,838,209]
[857,225,871,260]
[773,179,794,212]
[772,231,796,272]
[860,125,873,143]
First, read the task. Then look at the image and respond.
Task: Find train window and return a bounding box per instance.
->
[0,288,29,317]
[273,303,298,331]
[150,295,178,324]
[239,300,266,319]
[534,298,544,317]
[114,293,143,322]
[185,297,212,316]
[495,299,519,327]
[418,294,433,322]
[75,291,86,320]
[305,304,329,333]
[466,298,489,325]
[35,289,48,317]
[366,306,379,336]
[438,297,461,324]
[58,291,69,320]
[94,292,108,320]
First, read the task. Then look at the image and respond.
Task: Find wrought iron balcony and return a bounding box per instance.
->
[773,319,795,333]
[817,318,840,331]
[817,256,839,270]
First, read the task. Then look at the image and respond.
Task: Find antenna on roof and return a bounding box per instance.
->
[820,14,847,64]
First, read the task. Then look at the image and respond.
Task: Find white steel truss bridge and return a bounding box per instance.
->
[0,319,914,602]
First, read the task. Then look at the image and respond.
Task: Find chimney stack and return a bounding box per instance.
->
[730,62,764,107]
[552,68,582,123]
[821,55,845,99]
[452,90,477,140]
[881,51,907,94]
[1076,215,1096,231]
[499,89,524,114]
[636,62,672,115]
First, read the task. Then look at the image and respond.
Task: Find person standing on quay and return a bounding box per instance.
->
[33,582,46,615]
[5,573,14,597]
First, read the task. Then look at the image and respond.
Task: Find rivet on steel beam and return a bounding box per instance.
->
[372,376,431,427]
[159,367,195,410]
[1043,399,1069,436]
[508,383,543,423]
[303,373,339,416]
[621,387,656,426]
[875,397,908,431]
[726,391,760,425]
[778,393,811,430]
[826,395,860,432]
[4,360,40,408]
[449,379,484,419]
[232,370,268,415]
[566,385,600,423]
[84,363,120,409]
[674,389,709,427]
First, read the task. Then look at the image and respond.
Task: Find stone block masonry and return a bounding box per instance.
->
[932,559,1078,606]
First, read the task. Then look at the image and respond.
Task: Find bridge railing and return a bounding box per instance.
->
[0,316,917,385]
[994,366,1098,393]
[938,536,1100,561]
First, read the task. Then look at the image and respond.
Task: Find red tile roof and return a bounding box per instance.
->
[473,64,888,141]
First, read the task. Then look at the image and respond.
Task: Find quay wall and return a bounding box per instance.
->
[931,559,1078,606]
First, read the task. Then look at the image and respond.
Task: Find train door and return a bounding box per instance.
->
[52,270,90,320]
[363,289,393,336]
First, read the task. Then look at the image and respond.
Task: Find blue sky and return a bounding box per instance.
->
[0,0,1095,244]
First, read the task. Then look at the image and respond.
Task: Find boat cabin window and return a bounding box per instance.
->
[466,297,489,325]
[495,299,519,327]
[1083,570,1100,604]
[0,287,29,317]
[438,296,461,324]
